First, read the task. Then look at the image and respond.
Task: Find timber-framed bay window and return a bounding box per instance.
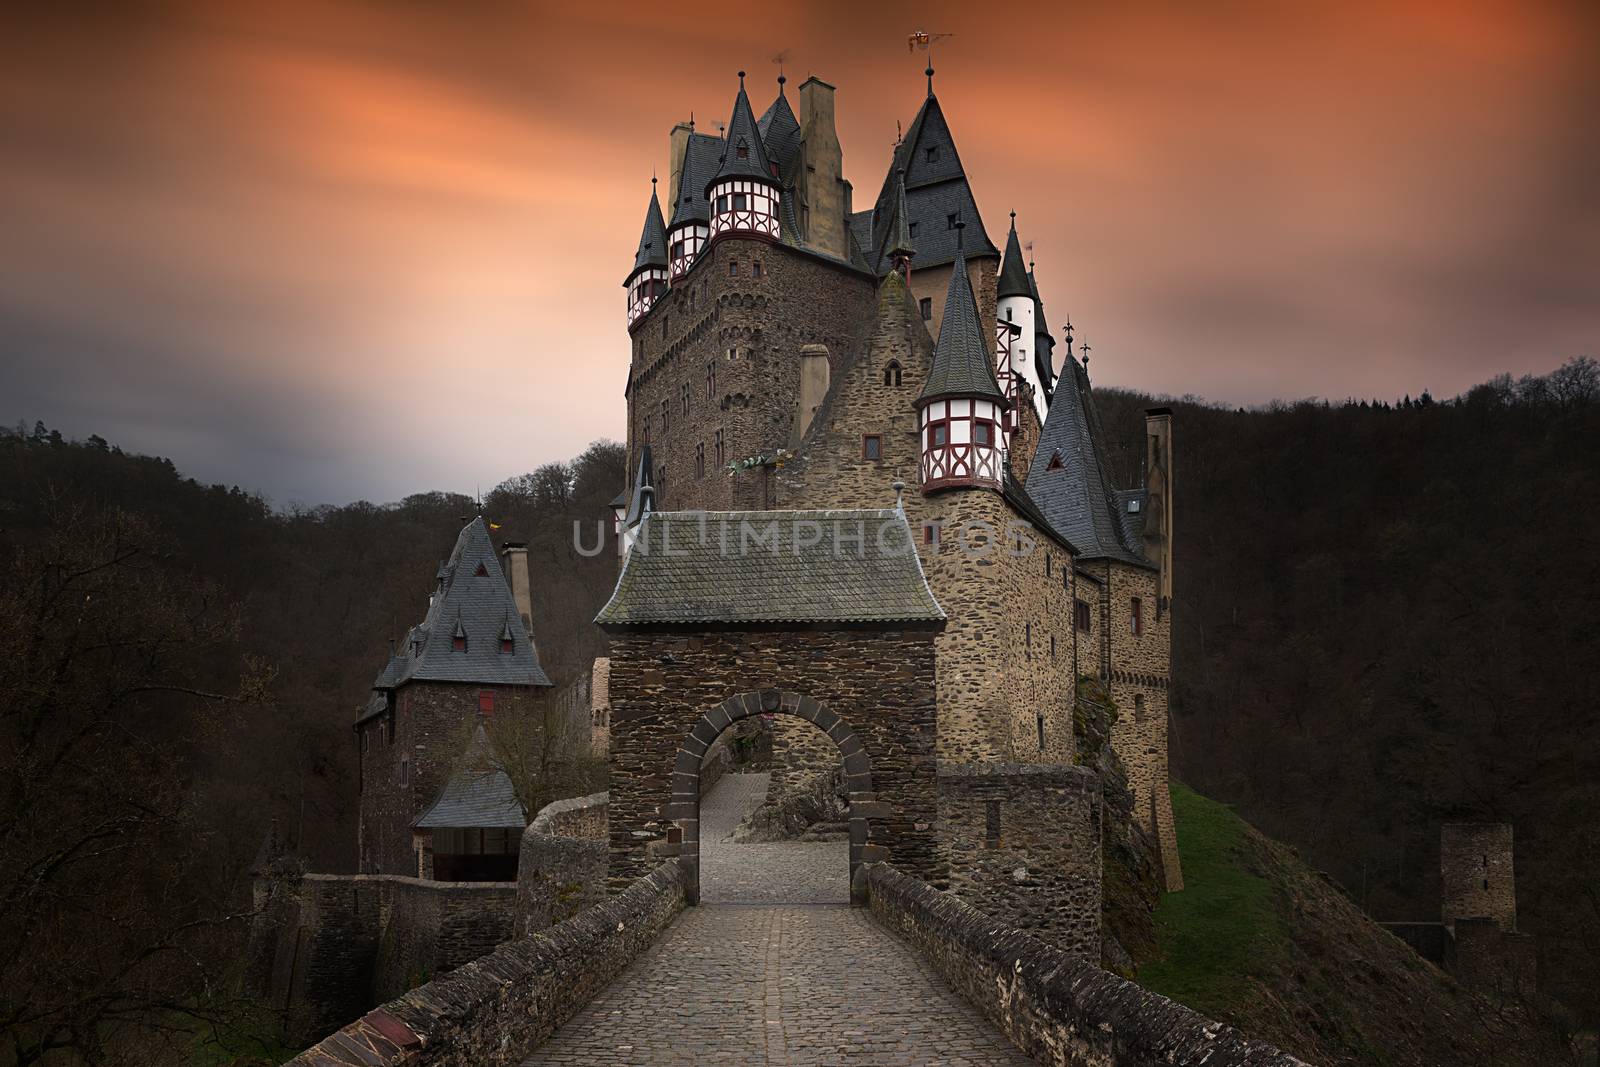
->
[919,396,1004,491]
[709,177,779,240]
[626,266,667,328]
[668,222,708,281]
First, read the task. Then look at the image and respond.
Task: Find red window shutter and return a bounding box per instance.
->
[478,690,495,715]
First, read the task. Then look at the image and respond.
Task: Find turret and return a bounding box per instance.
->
[995,214,1039,420]
[885,169,915,284]
[706,71,781,242]
[917,224,1008,492]
[624,179,668,328]
[1029,262,1056,409]
[668,122,714,281]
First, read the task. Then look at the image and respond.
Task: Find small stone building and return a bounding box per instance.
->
[412,727,525,881]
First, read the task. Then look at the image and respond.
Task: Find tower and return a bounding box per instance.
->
[996,214,1046,424]
[917,226,1008,493]
[624,180,668,328]
[706,72,780,241]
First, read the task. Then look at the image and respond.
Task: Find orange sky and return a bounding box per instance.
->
[2,1,1597,505]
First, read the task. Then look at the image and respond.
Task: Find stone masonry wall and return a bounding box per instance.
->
[515,793,608,937]
[1441,822,1516,929]
[863,863,1308,1067]
[287,860,688,1067]
[937,764,1102,959]
[1087,558,1181,891]
[249,872,516,1048]
[603,626,941,890]
[625,236,876,513]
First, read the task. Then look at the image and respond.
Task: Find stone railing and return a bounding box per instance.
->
[286,858,688,1066]
[516,792,608,936]
[860,863,1309,1067]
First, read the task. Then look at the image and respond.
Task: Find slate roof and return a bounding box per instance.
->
[371,517,552,692]
[669,132,721,230]
[628,183,668,281]
[596,510,945,626]
[885,170,915,263]
[997,219,1032,299]
[413,729,524,829]
[707,74,776,193]
[1024,357,1152,567]
[757,83,802,175]
[852,92,998,276]
[918,240,1006,405]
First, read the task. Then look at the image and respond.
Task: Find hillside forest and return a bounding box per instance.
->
[1,356,1595,1063]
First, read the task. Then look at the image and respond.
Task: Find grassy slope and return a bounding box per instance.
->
[1139,785,1567,1067]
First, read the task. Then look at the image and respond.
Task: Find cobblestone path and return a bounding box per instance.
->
[522,774,1034,1066]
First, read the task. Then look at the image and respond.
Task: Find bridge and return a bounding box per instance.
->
[287,772,1305,1067]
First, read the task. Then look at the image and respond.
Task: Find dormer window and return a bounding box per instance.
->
[1046,450,1064,471]
[473,563,488,577]
[735,140,749,160]
[946,213,958,230]
[926,146,940,163]
[908,221,918,237]
[499,637,513,654]
[452,635,466,652]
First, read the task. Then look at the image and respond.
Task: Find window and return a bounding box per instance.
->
[473,562,488,577]
[752,260,762,278]
[1050,634,1056,660]
[973,421,993,447]
[930,422,949,447]
[923,523,938,545]
[862,434,883,461]
[452,634,466,652]
[883,361,902,387]
[735,140,749,160]
[385,711,395,744]
[479,690,495,716]
[1075,599,1092,633]
[946,213,958,230]
[729,260,739,277]
[1025,621,1032,657]
[695,442,705,479]
[706,360,716,397]
[671,239,684,260]
[1046,450,1065,471]
[662,315,669,339]
[908,221,918,238]
[656,466,666,496]
[1131,598,1143,635]
[399,757,409,786]
[714,429,725,467]
[642,416,651,443]
[716,194,728,213]
[499,637,513,654]
[1045,554,1052,578]
[919,297,933,320]
[1037,713,1046,752]
[681,382,690,414]
[926,146,940,162]
[1134,694,1145,722]
[732,192,747,211]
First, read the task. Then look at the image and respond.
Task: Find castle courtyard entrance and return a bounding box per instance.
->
[698,770,850,904]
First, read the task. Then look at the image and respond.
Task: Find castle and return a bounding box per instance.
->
[605,64,1183,902]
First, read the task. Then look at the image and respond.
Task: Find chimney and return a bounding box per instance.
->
[797,77,846,260]
[500,542,532,631]
[667,121,694,216]
[1142,409,1173,612]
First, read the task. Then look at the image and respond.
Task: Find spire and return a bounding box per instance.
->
[926,64,935,97]
[707,70,775,194]
[919,224,1006,406]
[997,212,1031,299]
[757,72,802,173]
[629,179,668,278]
[886,168,915,270]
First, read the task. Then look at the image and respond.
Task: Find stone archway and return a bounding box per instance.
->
[663,689,888,905]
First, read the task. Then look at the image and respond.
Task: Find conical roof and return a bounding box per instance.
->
[886,170,915,263]
[1029,268,1056,403]
[918,239,1005,406]
[1024,358,1149,566]
[757,80,802,173]
[628,182,668,281]
[706,72,776,193]
[997,216,1032,298]
[669,132,721,230]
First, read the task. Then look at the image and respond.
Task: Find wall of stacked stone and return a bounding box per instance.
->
[602,626,942,891]
[624,235,876,513]
[515,794,608,937]
[937,764,1103,958]
[1452,920,1538,997]
[285,860,689,1067]
[372,879,517,1003]
[861,863,1308,1067]
[905,255,999,350]
[1440,822,1517,929]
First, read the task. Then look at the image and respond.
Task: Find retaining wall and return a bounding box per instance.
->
[286,859,689,1066]
[515,793,609,936]
[861,863,1308,1067]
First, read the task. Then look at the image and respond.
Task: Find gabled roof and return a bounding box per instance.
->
[371,517,552,692]
[413,728,524,829]
[997,217,1032,299]
[707,73,776,193]
[669,132,722,230]
[627,183,668,281]
[757,81,802,175]
[918,240,1006,406]
[1024,358,1152,567]
[854,92,999,275]
[596,510,945,627]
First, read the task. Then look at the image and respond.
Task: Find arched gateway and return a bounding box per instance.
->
[595,509,946,898]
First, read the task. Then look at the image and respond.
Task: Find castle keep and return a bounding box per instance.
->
[608,64,1184,917]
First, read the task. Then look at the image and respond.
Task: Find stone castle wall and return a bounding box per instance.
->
[937,764,1102,959]
[1441,822,1516,929]
[516,793,608,937]
[602,626,941,890]
[625,236,876,512]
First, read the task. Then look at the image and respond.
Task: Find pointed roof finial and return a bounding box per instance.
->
[892,479,906,512]
[955,218,965,249]
[926,65,935,96]
[1063,317,1074,359]
[738,69,746,88]
[1080,337,1091,375]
